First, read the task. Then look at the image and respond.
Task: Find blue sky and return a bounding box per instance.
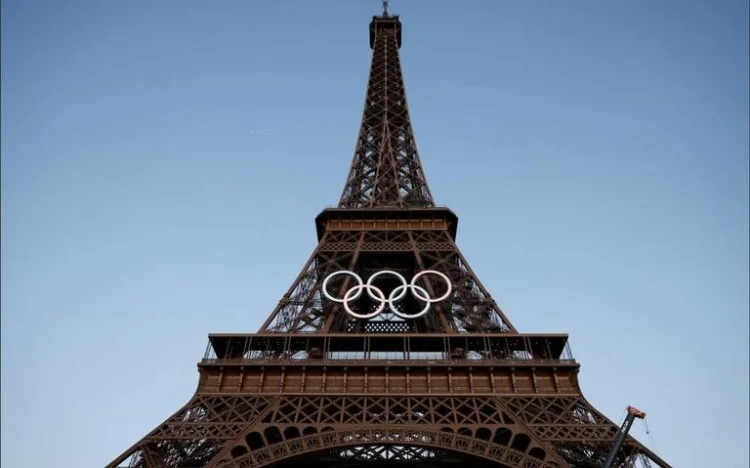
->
[1,1,747,467]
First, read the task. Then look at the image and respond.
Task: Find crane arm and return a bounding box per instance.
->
[601,406,647,468]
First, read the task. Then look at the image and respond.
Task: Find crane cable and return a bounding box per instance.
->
[642,418,661,456]
[618,407,627,427]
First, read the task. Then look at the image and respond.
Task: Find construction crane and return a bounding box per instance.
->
[601,406,647,468]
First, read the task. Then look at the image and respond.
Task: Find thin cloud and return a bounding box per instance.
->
[249,128,279,135]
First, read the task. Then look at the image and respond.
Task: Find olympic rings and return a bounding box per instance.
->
[321,269,452,320]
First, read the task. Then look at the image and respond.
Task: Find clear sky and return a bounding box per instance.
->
[1,1,748,467]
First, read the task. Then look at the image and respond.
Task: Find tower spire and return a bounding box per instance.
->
[338,11,434,208]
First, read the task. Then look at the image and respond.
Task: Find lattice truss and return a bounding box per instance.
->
[338,20,433,209]
[108,394,665,468]
[109,396,270,468]
[259,228,516,334]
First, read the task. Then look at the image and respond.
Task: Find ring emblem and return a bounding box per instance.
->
[321,269,452,319]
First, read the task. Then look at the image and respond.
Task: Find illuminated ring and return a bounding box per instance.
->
[388,284,430,319]
[342,284,386,319]
[321,269,453,320]
[321,270,364,303]
[366,270,409,302]
[411,270,452,302]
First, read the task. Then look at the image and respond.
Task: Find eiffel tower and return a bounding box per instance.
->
[107,5,671,468]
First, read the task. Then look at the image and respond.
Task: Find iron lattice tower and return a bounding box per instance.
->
[108,9,671,468]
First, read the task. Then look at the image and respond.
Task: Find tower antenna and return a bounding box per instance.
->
[382,0,389,16]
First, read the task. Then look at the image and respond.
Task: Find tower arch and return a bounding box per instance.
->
[215,427,561,468]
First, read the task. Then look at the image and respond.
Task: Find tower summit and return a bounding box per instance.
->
[339,7,430,208]
[107,7,671,468]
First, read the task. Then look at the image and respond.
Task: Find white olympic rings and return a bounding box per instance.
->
[321,269,453,320]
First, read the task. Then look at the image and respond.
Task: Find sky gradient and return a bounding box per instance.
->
[2,1,748,467]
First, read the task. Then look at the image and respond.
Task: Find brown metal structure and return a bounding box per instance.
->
[107,8,671,468]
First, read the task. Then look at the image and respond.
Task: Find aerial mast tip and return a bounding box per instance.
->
[382,0,389,16]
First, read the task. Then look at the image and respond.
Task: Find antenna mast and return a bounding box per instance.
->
[382,0,389,16]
